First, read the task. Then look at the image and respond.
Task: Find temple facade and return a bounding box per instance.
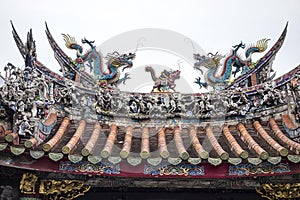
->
[0,22,300,200]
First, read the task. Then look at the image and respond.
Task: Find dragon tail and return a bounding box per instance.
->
[145,66,157,81]
[62,34,83,54]
[245,38,270,59]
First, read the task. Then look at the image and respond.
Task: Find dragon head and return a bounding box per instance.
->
[116,52,136,71]
[106,51,136,72]
[193,53,217,70]
[169,69,181,80]
[193,53,207,63]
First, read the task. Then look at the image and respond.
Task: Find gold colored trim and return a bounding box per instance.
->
[20,173,38,194]
[256,183,300,199]
[39,179,90,200]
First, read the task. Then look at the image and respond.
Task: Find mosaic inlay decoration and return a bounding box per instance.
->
[229,162,290,176]
[59,161,120,174]
[144,163,205,176]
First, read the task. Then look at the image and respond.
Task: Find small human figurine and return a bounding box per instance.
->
[18,116,33,136]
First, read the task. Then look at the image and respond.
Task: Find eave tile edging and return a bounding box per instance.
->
[168,157,182,165]
[0,143,8,151]
[208,157,222,166]
[68,154,83,163]
[228,157,242,166]
[147,157,162,166]
[49,152,64,162]
[30,150,44,159]
[108,156,122,165]
[267,156,282,165]
[87,155,102,164]
[188,157,202,165]
[127,157,142,166]
[287,155,300,163]
[10,146,25,155]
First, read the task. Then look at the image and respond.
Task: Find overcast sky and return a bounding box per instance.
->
[0,0,299,91]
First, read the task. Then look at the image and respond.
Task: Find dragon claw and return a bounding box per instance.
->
[124,73,130,79]
[120,73,131,85]
[194,77,208,89]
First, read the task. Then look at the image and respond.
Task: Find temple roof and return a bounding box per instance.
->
[1,114,300,170]
[1,22,300,181]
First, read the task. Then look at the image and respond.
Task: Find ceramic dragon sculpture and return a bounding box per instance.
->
[193,38,270,89]
[45,24,135,87]
[61,34,135,86]
[145,66,181,92]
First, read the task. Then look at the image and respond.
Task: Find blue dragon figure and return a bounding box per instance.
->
[193,39,269,89]
[62,34,135,86]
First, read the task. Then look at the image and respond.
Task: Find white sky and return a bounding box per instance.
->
[0,0,299,91]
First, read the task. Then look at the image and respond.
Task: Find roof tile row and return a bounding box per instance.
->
[2,115,300,166]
